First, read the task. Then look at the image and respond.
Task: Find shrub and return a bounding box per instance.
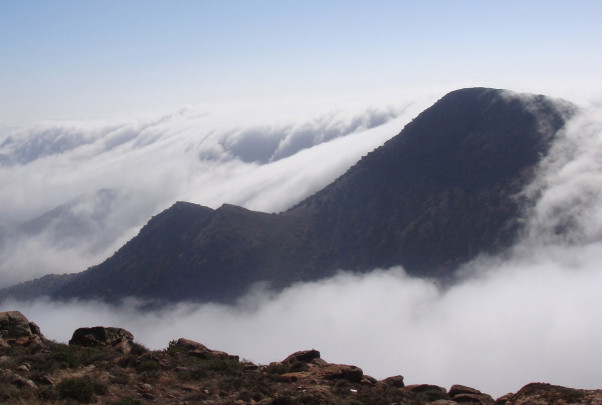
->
[50,344,115,369]
[332,378,356,396]
[270,396,299,405]
[129,342,149,356]
[176,366,209,381]
[289,360,309,372]
[137,360,160,372]
[0,382,20,401]
[138,370,162,384]
[218,376,245,391]
[37,385,59,401]
[51,349,78,368]
[109,367,130,385]
[57,377,95,402]
[208,357,243,376]
[266,362,290,375]
[114,398,144,405]
[93,378,109,395]
[165,339,181,355]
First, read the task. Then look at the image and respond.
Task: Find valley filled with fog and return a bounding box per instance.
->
[1,92,602,398]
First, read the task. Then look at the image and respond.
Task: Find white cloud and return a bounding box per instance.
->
[1,89,601,399]
[4,250,601,399]
[0,98,421,287]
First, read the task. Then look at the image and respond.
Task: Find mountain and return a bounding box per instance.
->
[0,88,575,304]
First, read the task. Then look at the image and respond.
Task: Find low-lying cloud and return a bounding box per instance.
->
[3,248,601,398]
[1,91,601,398]
[0,99,418,287]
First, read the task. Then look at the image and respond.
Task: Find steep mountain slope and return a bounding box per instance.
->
[0,88,575,303]
[286,87,573,275]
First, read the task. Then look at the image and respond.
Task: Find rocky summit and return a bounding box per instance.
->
[0,311,600,404]
[0,88,576,304]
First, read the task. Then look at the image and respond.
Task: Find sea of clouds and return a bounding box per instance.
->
[1,91,601,398]
[0,97,422,287]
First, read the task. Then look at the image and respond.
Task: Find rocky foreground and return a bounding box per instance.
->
[1,311,600,404]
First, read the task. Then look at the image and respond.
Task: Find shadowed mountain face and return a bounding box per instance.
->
[0,88,574,303]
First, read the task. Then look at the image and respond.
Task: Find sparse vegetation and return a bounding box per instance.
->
[113,397,144,405]
[1,310,599,404]
[57,377,95,402]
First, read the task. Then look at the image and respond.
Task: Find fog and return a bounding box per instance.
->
[0,98,421,287]
[1,92,602,398]
[3,249,601,398]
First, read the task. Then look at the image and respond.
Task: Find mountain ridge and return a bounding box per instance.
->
[0,87,576,304]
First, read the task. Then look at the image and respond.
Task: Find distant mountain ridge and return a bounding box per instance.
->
[0,88,575,304]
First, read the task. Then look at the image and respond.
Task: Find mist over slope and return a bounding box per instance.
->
[1,88,601,398]
[0,87,574,303]
[0,100,413,287]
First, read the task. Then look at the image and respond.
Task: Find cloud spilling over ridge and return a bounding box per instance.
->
[4,249,601,399]
[2,97,602,398]
[520,106,602,245]
[0,100,420,287]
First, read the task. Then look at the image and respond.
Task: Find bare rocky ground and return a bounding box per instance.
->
[1,311,600,404]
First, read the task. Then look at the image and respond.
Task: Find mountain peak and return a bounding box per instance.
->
[0,88,575,303]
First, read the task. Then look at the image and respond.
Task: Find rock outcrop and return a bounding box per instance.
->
[69,326,134,353]
[0,311,46,351]
[495,383,602,405]
[1,311,601,404]
[170,337,240,361]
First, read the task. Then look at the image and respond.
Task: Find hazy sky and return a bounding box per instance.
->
[2,1,602,123]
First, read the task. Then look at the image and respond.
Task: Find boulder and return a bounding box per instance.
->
[37,374,55,386]
[0,336,9,348]
[69,326,134,353]
[383,374,405,388]
[172,338,239,360]
[450,384,483,397]
[282,349,321,364]
[361,375,378,386]
[0,311,46,351]
[0,311,43,339]
[11,374,37,389]
[402,384,448,402]
[454,392,494,404]
[173,337,211,354]
[494,383,602,405]
[449,384,494,404]
[319,364,363,383]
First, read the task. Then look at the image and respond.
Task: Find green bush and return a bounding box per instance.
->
[165,339,181,355]
[266,362,290,375]
[129,342,149,355]
[137,360,160,372]
[51,349,78,368]
[208,357,243,376]
[50,344,115,369]
[57,377,95,402]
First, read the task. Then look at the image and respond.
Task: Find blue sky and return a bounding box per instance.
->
[1,1,601,122]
